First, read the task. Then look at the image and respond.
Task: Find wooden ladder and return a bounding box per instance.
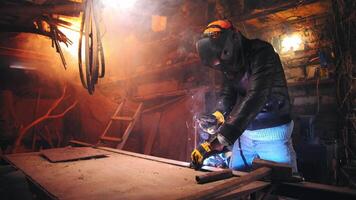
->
[97,99,143,149]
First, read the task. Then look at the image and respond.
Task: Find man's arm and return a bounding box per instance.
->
[219,45,277,145]
[215,73,237,116]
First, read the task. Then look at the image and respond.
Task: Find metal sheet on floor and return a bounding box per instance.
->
[40,147,107,162]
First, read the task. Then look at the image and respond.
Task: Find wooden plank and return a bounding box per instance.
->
[40,147,107,162]
[195,169,233,184]
[100,136,122,143]
[216,181,271,200]
[99,146,235,174]
[98,146,190,168]
[69,142,248,176]
[180,167,272,200]
[287,78,334,87]
[4,149,253,200]
[69,139,94,147]
[10,144,356,199]
[252,158,292,180]
[111,116,133,121]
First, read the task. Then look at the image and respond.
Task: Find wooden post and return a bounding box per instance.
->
[143,112,161,155]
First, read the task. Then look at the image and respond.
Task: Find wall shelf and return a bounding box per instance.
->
[287,78,334,87]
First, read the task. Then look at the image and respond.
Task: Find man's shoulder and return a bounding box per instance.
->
[247,39,278,69]
[248,39,274,54]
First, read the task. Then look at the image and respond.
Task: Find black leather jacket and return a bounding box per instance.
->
[216,36,291,144]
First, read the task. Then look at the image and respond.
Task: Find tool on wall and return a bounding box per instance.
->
[78,0,105,94]
[49,23,72,70]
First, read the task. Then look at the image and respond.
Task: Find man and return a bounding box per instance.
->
[191,20,297,172]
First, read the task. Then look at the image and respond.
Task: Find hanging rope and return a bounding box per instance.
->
[78,0,105,94]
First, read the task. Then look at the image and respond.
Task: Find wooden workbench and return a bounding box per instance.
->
[3,147,269,200]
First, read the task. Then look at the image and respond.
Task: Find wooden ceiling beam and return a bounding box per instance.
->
[248,13,330,35]
[232,0,320,23]
[0,46,53,62]
[0,2,83,17]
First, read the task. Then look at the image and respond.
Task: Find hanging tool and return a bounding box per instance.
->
[49,22,73,70]
[78,0,105,94]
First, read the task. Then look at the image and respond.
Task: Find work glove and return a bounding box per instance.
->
[191,141,215,170]
[197,111,225,134]
[190,138,224,170]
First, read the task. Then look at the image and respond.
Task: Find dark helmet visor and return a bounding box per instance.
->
[196,37,224,70]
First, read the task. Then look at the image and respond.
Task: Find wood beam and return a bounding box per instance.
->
[0,2,83,16]
[0,46,53,62]
[232,0,319,22]
[114,59,200,83]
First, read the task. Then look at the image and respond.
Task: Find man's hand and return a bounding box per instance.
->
[190,139,224,170]
[197,111,225,134]
[191,141,213,169]
[197,114,218,133]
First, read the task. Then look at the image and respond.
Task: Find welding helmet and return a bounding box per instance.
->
[196,20,235,71]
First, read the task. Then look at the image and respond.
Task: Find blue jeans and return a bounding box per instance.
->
[229,121,298,172]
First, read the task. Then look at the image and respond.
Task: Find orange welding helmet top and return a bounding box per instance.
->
[196,20,235,70]
[203,20,233,38]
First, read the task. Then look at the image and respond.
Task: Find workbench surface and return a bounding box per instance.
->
[4,147,268,200]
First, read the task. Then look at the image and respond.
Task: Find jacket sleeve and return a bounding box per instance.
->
[220,46,277,144]
[215,73,237,116]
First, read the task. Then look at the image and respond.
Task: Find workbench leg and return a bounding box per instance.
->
[250,192,257,200]
[258,184,278,200]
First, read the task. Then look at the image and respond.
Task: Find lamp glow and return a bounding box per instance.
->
[281,34,302,53]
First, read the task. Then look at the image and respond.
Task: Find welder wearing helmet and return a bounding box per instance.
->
[191,20,297,172]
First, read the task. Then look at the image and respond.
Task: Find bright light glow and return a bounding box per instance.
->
[58,17,81,57]
[58,27,80,57]
[152,15,167,32]
[102,0,137,10]
[281,34,303,53]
